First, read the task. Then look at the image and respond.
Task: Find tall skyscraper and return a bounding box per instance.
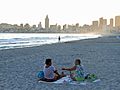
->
[38,22,42,29]
[99,17,103,29]
[115,16,120,27]
[45,15,49,30]
[109,18,113,27]
[103,19,107,26]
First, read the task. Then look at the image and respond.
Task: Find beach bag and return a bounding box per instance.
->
[37,71,44,79]
[85,74,97,81]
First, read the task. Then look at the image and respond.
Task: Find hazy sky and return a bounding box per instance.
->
[0,0,120,26]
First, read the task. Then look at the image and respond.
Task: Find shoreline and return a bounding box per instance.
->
[0,35,120,90]
[1,34,119,51]
[0,33,102,51]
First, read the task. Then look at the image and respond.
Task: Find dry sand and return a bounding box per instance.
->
[0,36,120,90]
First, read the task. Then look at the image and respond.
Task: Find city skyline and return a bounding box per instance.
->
[0,14,120,33]
[0,0,120,26]
[0,15,120,28]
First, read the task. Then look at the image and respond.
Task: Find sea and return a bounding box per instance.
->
[0,33,101,50]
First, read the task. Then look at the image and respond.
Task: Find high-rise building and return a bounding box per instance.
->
[92,21,98,28]
[57,25,61,31]
[50,24,57,30]
[103,19,107,26]
[63,24,67,30]
[109,18,113,27]
[38,22,42,29]
[99,17,103,29]
[99,17,107,29]
[115,16,120,27]
[45,15,49,30]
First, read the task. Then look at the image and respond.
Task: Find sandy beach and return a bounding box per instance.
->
[0,35,120,90]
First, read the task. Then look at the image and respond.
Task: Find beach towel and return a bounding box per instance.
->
[38,75,100,85]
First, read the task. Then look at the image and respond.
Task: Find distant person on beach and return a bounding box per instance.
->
[58,36,61,42]
[62,59,84,81]
[42,58,65,82]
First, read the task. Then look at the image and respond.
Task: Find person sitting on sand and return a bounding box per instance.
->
[43,58,65,82]
[62,59,84,81]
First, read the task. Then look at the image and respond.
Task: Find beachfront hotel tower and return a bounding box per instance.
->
[99,17,104,29]
[103,19,107,26]
[45,15,49,30]
[115,16,120,27]
[99,17,107,30]
[109,18,113,27]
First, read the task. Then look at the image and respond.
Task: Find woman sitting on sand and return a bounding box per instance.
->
[42,58,65,82]
[62,59,84,81]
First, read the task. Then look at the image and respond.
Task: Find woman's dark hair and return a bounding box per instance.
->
[76,59,81,64]
[45,59,52,65]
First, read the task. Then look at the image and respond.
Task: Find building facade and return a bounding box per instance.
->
[115,16,120,27]
[45,15,49,30]
[109,18,113,27]
[92,21,98,28]
[99,17,104,29]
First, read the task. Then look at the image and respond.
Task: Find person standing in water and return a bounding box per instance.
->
[58,36,61,42]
